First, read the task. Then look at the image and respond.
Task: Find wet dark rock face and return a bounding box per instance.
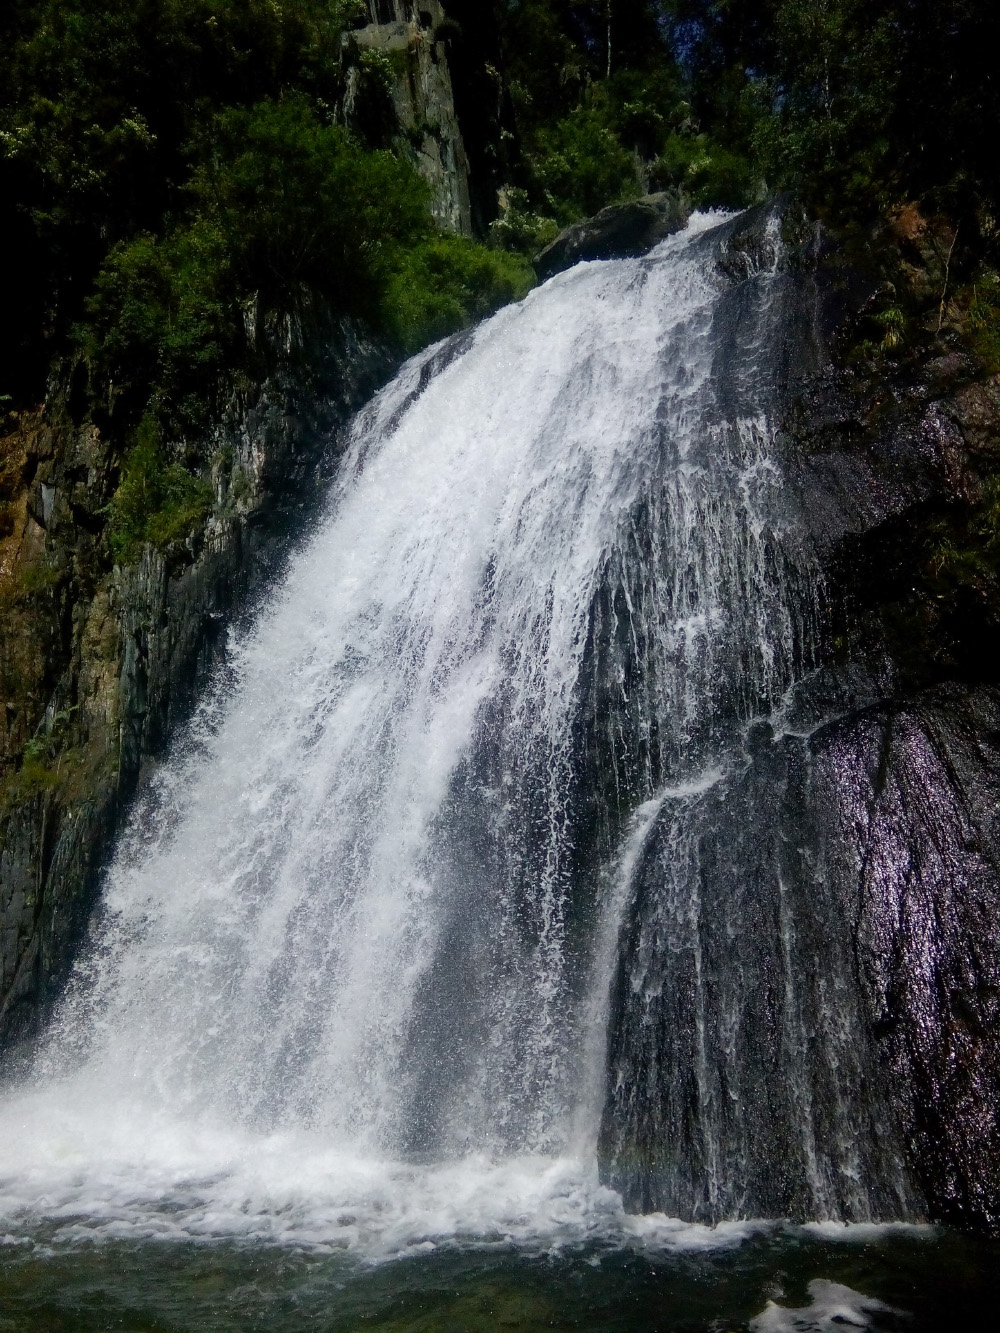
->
[602,681,1000,1231]
[819,685,1000,1231]
[600,202,1000,1233]
[601,719,925,1226]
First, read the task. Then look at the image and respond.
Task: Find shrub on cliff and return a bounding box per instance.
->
[967,273,1000,375]
[105,419,213,561]
[529,107,643,225]
[384,234,534,352]
[185,98,430,315]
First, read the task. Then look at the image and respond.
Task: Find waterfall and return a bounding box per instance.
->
[0,209,906,1253]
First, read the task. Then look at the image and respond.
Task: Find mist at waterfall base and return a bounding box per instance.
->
[0,212,996,1330]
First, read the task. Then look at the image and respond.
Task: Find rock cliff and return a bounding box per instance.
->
[599,203,1000,1233]
[533,191,690,281]
[348,1,472,236]
[0,311,393,1046]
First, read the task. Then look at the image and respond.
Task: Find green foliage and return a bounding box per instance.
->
[1,725,114,812]
[18,557,62,594]
[595,66,685,156]
[977,477,1000,551]
[666,0,1000,247]
[967,273,1000,375]
[924,475,1000,601]
[873,306,906,352]
[845,291,911,365]
[383,234,534,353]
[758,0,894,212]
[489,189,560,257]
[106,419,212,562]
[189,98,429,310]
[494,3,725,235]
[0,0,367,397]
[488,7,764,238]
[499,2,674,131]
[529,107,642,225]
[0,0,543,560]
[80,97,433,429]
[348,46,405,147]
[81,225,231,422]
[2,0,537,437]
[11,741,59,798]
[358,47,398,97]
[652,132,756,208]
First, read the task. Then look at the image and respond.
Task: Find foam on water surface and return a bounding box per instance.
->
[750,1279,909,1332]
[0,1083,765,1259]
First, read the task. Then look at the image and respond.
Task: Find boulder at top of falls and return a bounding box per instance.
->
[533,191,690,281]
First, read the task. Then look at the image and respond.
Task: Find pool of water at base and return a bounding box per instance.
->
[0,1225,997,1332]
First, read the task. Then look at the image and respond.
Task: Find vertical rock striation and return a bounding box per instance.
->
[0,312,393,1047]
[348,1,472,236]
[599,204,1000,1232]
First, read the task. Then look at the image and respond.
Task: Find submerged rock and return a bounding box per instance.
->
[533,190,690,281]
[750,1279,908,1332]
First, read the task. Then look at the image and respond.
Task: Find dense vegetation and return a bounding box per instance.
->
[489,3,998,270]
[0,0,529,433]
[1,0,998,561]
[493,0,754,239]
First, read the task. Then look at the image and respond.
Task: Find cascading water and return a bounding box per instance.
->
[0,209,917,1257]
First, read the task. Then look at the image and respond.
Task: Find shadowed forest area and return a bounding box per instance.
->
[2,1,998,435]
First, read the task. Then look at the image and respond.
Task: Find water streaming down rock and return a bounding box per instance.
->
[0,208,938,1246]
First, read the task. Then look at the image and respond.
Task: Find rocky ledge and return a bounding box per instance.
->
[534,190,690,282]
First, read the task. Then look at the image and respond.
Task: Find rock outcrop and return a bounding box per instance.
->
[348,1,472,236]
[599,201,1000,1233]
[533,190,690,282]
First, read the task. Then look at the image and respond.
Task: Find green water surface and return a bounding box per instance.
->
[0,1226,996,1332]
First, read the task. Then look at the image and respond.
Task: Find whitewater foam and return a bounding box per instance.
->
[0,1081,767,1259]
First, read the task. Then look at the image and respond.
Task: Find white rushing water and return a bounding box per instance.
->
[0,211,820,1257]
